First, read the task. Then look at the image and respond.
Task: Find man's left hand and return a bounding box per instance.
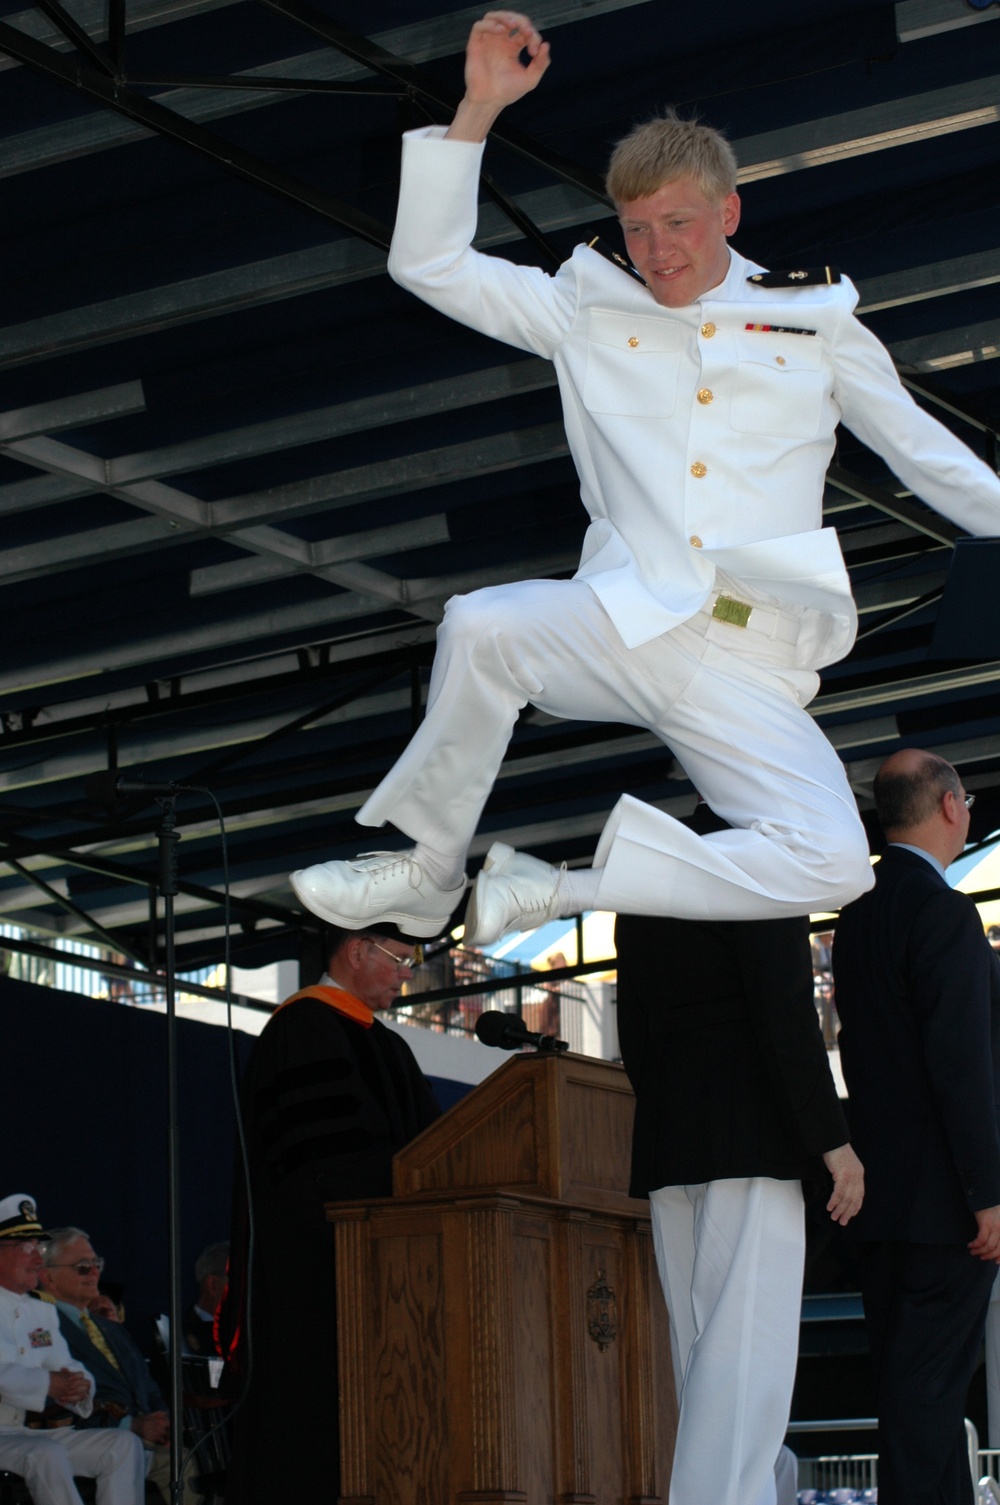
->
[132,1411,170,1447]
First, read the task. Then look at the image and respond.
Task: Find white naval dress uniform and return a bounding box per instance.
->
[364,126,1000,919]
[0,1287,145,1505]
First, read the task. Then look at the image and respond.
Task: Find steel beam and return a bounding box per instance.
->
[0,380,145,441]
[0,429,451,615]
[1,196,997,374]
[32,0,115,73]
[211,422,571,528]
[0,0,243,71]
[0,624,437,749]
[257,0,608,205]
[0,0,656,176]
[0,20,393,247]
[826,466,963,547]
[735,78,1000,183]
[108,359,555,487]
[0,474,92,515]
[1,853,149,963]
[896,0,1000,42]
[816,661,1000,717]
[189,514,451,596]
[0,547,576,698]
[0,240,388,368]
[891,318,1000,374]
[0,595,388,698]
[857,248,1000,315]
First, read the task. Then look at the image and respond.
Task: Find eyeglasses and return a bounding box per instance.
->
[46,1257,105,1276]
[5,1239,45,1255]
[366,938,423,970]
[963,792,976,809]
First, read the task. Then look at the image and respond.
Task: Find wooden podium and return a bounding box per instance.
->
[329,1051,677,1504]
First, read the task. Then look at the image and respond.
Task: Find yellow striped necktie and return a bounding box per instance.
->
[81,1311,120,1370]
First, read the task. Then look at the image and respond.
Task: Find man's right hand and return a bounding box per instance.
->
[969,1204,1000,1261]
[132,1411,170,1447]
[822,1142,865,1225]
[447,12,551,143]
[47,1368,91,1406]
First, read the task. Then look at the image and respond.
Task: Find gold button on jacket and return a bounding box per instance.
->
[697,388,714,405]
[700,322,716,338]
[690,535,703,548]
[690,461,708,478]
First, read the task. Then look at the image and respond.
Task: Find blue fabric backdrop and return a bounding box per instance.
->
[0,974,467,1354]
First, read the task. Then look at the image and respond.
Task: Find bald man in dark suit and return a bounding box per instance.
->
[834,748,1000,1505]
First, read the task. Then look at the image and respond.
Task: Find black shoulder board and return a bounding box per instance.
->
[747,267,841,288]
[586,236,648,287]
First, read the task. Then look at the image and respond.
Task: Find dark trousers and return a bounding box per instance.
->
[861,1239,996,1505]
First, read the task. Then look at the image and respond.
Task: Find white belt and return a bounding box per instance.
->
[707,592,800,646]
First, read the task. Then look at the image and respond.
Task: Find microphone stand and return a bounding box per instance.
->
[156,795,184,1505]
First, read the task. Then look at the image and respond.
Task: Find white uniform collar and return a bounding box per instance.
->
[700,246,765,306]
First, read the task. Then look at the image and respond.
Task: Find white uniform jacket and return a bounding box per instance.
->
[388,127,1000,671]
[0,1286,94,1428]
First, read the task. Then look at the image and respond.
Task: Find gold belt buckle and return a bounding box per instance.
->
[712,594,752,629]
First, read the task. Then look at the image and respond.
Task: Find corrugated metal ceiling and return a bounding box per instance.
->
[0,0,998,974]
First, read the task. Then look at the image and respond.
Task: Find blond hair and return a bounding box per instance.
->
[606,110,738,206]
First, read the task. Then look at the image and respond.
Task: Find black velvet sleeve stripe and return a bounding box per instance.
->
[252,1056,354,1113]
[257,1091,365,1140]
[275,1126,389,1177]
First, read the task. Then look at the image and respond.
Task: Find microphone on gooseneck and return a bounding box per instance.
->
[475,1010,569,1054]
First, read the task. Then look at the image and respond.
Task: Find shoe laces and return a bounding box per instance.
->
[508,860,565,918]
[351,850,420,887]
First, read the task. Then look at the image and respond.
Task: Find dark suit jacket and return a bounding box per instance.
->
[615,912,848,1194]
[54,1305,165,1423]
[833,844,1000,1242]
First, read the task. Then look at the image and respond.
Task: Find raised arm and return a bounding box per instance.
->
[447,11,551,143]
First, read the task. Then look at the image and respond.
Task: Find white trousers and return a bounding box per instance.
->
[0,1426,146,1505]
[358,578,873,919]
[985,1267,1000,1447]
[649,1177,806,1505]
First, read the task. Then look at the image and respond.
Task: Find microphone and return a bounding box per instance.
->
[475,1010,569,1054]
[85,770,197,803]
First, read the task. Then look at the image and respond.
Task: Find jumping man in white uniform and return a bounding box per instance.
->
[291,11,1000,942]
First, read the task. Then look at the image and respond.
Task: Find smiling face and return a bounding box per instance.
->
[40,1235,102,1311]
[617,175,741,308]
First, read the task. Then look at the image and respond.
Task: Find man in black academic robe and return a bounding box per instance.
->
[221,923,441,1505]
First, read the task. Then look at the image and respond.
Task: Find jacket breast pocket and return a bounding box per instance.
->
[731,331,826,439]
[583,309,680,418]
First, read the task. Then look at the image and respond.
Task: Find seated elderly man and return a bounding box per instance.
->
[38,1227,195,1505]
[0,1194,145,1505]
[182,1242,227,1358]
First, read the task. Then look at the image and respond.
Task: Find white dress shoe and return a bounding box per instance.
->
[290,850,465,939]
[464,842,565,946]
